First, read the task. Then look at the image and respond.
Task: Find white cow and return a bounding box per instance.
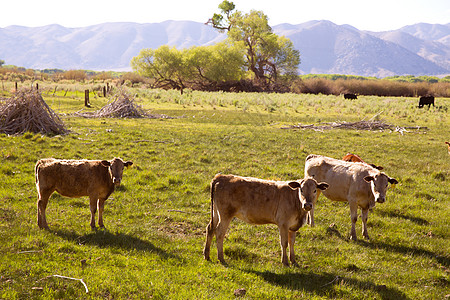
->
[304,154,398,240]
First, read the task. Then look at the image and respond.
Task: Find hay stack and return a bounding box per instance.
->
[0,88,68,135]
[78,89,161,119]
[94,89,148,118]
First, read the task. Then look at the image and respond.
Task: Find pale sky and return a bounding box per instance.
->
[1,0,449,31]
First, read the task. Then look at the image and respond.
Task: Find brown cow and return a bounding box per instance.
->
[446,142,450,155]
[342,153,383,170]
[203,174,328,266]
[35,157,133,229]
[305,154,397,240]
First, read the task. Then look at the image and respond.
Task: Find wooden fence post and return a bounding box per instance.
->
[15,82,18,92]
[103,86,107,97]
[85,89,90,107]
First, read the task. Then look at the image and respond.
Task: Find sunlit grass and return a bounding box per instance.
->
[0,87,449,299]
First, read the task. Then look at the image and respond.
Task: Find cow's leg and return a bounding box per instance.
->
[37,188,52,229]
[279,225,290,266]
[97,198,107,228]
[203,207,219,261]
[288,230,298,267]
[361,208,370,239]
[349,201,358,240]
[215,216,232,264]
[89,195,98,229]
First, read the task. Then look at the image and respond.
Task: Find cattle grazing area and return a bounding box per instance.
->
[0,87,449,299]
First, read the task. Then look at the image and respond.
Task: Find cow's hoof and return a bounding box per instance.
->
[219,259,228,266]
[203,250,210,261]
[350,235,358,241]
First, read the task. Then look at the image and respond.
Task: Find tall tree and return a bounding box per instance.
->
[208,1,300,82]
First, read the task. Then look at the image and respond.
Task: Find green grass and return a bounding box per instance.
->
[1,87,449,299]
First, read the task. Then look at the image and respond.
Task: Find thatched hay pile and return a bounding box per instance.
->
[77,89,167,119]
[0,88,68,135]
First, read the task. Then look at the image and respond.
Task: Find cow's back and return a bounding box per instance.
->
[305,155,372,202]
[36,159,110,198]
[212,174,291,224]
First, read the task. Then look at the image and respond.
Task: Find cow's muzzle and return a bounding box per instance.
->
[113,177,121,186]
[303,203,313,211]
[375,196,385,203]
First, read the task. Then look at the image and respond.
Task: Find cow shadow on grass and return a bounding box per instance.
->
[244,269,409,300]
[53,228,179,260]
[376,210,429,225]
[356,239,449,268]
[325,226,449,268]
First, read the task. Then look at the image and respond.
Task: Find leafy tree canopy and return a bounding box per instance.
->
[131,42,245,92]
[208,1,300,82]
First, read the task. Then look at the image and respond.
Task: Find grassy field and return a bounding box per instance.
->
[1,86,449,299]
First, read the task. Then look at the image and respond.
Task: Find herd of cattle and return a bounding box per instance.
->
[343,93,436,108]
[35,152,400,266]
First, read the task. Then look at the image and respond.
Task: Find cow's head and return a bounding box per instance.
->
[364,173,398,203]
[288,178,329,211]
[101,158,133,186]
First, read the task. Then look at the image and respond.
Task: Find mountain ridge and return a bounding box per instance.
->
[0,20,448,77]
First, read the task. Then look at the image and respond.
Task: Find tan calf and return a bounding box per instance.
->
[305,154,397,240]
[35,157,132,229]
[203,174,328,266]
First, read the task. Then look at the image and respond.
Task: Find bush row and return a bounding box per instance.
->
[1,66,449,97]
[291,78,450,97]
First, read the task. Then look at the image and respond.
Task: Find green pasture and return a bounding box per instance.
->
[1,87,449,299]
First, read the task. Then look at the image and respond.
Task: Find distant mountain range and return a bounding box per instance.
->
[1,20,449,77]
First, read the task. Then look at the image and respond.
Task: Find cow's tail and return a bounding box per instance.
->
[34,160,42,184]
[204,176,220,260]
[209,177,218,224]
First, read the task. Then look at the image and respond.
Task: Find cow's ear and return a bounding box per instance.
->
[124,161,133,168]
[101,160,111,167]
[364,176,374,183]
[317,182,329,190]
[288,181,301,190]
[388,177,398,185]
[369,164,384,170]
